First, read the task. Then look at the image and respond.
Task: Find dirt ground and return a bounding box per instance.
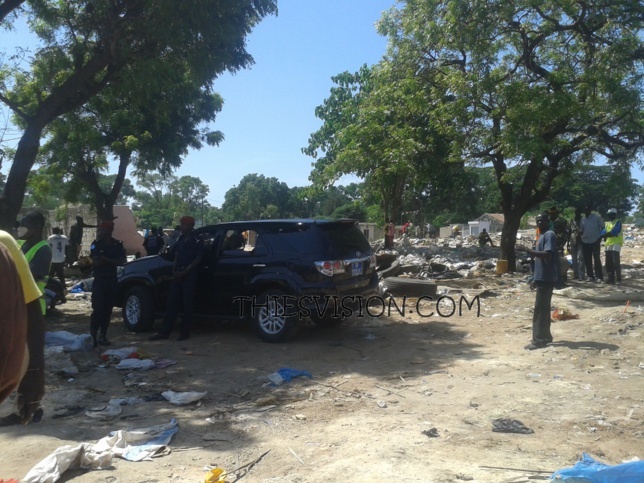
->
[1,245,643,483]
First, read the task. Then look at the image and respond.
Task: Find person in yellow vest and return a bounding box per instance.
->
[0,230,46,424]
[600,208,623,285]
[17,211,52,315]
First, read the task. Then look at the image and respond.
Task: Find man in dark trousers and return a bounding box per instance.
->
[149,216,204,342]
[90,221,126,347]
[524,213,558,350]
[143,226,165,256]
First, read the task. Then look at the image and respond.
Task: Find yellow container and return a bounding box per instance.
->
[496,259,508,274]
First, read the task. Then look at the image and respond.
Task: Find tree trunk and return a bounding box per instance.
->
[0,123,45,230]
[499,210,523,272]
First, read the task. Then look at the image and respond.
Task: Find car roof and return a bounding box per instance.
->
[195,219,358,232]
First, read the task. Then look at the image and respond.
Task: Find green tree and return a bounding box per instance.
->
[221,174,295,221]
[379,0,644,270]
[0,0,277,228]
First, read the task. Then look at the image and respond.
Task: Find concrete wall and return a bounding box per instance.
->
[358,222,384,242]
[47,205,144,257]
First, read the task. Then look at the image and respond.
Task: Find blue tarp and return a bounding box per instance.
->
[551,453,644,482]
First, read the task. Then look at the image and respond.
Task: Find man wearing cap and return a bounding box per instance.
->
[600,208,623,284]
[90,221,126,347]
[150,216,204,341]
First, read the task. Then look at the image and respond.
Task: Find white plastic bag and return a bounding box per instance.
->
[115,358,155,371]
[161,390,207,405]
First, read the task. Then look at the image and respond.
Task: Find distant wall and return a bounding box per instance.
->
[47,205,144,257]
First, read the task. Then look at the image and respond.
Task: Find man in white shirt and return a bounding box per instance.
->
[47,227,69,299]
[580,205,604,282]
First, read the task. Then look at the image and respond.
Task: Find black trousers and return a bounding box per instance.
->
[160,273,198,336]
[532,281,554,345]
[91,278,117,336]
[49,262,66,289]
[605,250,621,283]
[582,240,603,280]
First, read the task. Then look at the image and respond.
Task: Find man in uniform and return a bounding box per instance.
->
[90,221,126,347]
[143,226,165,256]
[600,208,623,285]
[18,211,53,315]
[149,216,204,342]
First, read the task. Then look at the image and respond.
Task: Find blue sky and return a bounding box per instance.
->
[2,0,641,209]
[175,0,395,207]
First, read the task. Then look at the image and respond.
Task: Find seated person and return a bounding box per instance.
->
[478,229,494,247]
[222,232,245,251]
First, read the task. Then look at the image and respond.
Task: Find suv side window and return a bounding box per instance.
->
[220,229,268,257]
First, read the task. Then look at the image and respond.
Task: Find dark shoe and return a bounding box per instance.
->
[524,342,546,350]
[177,334,190,342]
[97,337,111,346]
[149,333,169,341]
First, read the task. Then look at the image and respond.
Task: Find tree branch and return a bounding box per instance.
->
[0,0,25,24]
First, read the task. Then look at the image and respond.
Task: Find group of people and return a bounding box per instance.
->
[526,205,624,351]
[2,213,204,427]
[553,205,623,285]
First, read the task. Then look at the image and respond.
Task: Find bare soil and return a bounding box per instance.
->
[1,245,643,483]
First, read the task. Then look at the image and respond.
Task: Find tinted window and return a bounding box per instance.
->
[274,222,370,258]
[318,223,371,258]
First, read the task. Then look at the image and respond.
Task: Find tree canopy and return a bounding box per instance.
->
[305,0,643,268]
[0,0,277,228]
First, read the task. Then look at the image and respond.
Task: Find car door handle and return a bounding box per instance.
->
[253,264,266,267]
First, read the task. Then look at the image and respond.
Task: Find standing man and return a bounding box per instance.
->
[385,220,395,249]
[67,216,96,267]
[47,227,69,300]
[524,213,558,350]
[149,216,204,342]
[90,221,126,347]
[568,207,585,280]
[548,206,569,287]
[18,211,53,315]
[580,205,604,282]
[600,208,623,285]
[143,227,165,256]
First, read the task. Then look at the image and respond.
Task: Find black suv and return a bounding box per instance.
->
[116,219,378,342]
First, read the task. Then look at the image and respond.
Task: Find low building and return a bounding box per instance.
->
[358,222,384,242]
[473,213,504,233]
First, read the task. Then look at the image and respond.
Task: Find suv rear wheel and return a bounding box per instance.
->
[123,286,155,332]
[253,289,299,342]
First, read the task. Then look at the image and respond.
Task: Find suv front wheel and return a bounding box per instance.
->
[122,286,155,332]
[253,289,299,342]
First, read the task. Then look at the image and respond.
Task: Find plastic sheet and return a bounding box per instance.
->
[23,420,179,482]
[551,453,644,482]
[45,331,94,352]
